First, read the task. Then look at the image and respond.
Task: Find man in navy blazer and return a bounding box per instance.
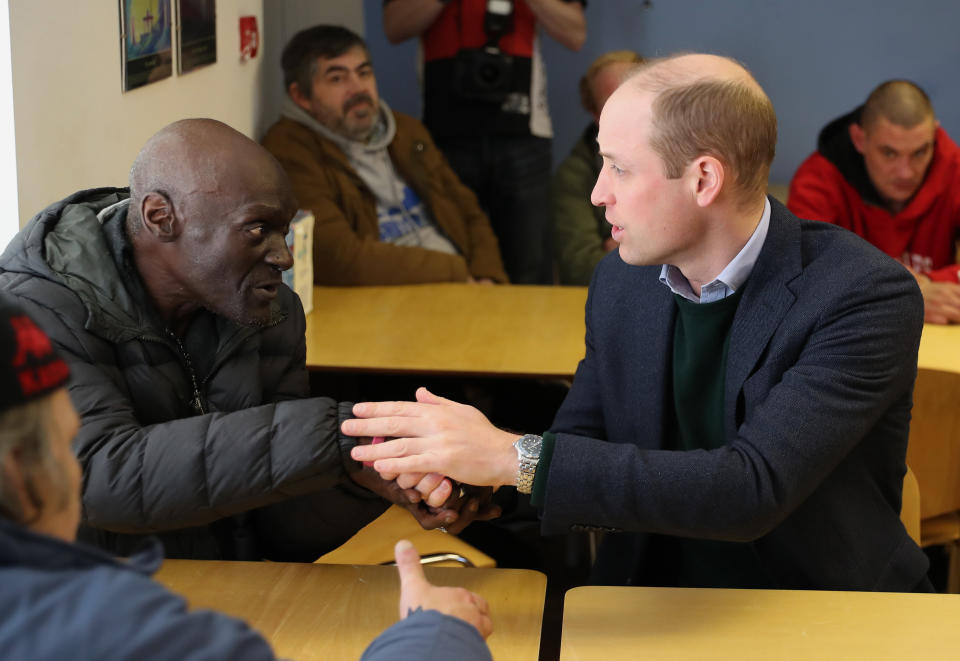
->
[346,54,931,591]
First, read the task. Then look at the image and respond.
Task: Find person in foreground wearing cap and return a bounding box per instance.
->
[0,299,493,660]
[0,118,493,561]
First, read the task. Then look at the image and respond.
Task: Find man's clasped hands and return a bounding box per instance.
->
[344,387,524,533]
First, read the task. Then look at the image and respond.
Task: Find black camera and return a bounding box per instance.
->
[451,0,515,104]
[452,47,513,103]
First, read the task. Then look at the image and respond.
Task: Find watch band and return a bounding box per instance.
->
[514,434,542,494]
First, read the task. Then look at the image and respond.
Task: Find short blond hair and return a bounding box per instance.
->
[579,50,645,116]
[630,56,777,203]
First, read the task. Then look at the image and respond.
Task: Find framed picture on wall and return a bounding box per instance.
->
[120,0,173,91]
[177,0,217,74]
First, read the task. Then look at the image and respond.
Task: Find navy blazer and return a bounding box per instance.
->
[546,198,929,591]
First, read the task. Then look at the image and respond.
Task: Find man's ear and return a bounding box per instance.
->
[1,448,37,524]
[849,123,866,155]
[289,82,313,114]
[691,155,724,208]
[140,192,180,242]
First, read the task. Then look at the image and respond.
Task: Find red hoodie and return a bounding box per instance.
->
[788,108,960,283]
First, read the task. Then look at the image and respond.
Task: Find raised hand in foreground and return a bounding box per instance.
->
[394,539,493,639]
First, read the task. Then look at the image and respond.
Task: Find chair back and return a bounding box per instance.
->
[906,368,960,520]
[901,465,921,545]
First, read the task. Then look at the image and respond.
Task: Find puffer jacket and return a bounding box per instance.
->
[0,188,380,559]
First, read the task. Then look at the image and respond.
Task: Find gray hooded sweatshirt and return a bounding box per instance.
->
[280,96,459,255]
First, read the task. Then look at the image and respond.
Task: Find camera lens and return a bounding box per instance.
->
[452,48,511,102]
[478,60,502,86]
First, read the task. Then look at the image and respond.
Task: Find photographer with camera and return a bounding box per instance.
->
[383,0,587,284]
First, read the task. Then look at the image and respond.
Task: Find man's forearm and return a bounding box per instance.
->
[524,0,586,51]
[383,0,447,43]
[79,398,353,532]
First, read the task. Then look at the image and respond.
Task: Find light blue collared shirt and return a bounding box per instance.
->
[659,198,771,303]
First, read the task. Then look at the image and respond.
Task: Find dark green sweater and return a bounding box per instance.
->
[671,289,744,452]
[667,287,772,588]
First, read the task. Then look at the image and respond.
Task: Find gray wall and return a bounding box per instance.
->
[362,0,960,184]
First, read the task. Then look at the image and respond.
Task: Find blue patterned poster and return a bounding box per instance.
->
[121,0,172,91]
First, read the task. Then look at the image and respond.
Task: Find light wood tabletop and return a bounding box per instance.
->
[305,286,958,378]
[155,559,545,661]
[305,284,587,377]
[316,504,496,568]
[560,585,960,660]
[917,323,960,374]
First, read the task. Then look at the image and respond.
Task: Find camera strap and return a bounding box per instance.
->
[455,0,515,50]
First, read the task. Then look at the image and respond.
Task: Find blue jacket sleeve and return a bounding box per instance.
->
[359,609,492,661]
[8,564,277,661]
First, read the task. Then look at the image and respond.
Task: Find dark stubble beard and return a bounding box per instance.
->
[340,92,377,142]
[203,295,271,329]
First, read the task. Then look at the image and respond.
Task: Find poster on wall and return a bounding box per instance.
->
[120,0,173,91]
[177,0,217,74]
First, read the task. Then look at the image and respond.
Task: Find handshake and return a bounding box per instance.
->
[344,387,526,534]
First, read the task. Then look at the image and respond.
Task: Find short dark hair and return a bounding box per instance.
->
[281,25,368,100]
[861,80,934,130]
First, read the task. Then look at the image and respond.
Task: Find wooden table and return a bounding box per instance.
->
[305,284,587,378]
[560,585,960,660]
[306,289,959,481]
[316,504,496,568]
[917,323,960,374]
[909,323,960,519]
[305,286,960,378]
[909,323,960,591]
[155,559,546,661]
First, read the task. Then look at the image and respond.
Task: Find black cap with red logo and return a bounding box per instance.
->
[0,299,70,413]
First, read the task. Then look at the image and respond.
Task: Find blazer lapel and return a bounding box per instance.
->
[638,282,676,446]
[609,263,677,448]
[724,199,802,439]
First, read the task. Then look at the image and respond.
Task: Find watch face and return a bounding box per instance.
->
[518,434,542,456]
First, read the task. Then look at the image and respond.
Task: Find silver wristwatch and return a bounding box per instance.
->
[513,434,542,494]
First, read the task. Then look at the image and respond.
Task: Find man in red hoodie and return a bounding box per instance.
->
[788,80,960,324]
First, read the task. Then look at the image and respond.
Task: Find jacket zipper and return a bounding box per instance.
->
[165,329,206,415]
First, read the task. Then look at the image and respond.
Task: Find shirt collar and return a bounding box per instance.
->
[659,197,771,303]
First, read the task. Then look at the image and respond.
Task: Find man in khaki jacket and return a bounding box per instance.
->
[262,25,508,286]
